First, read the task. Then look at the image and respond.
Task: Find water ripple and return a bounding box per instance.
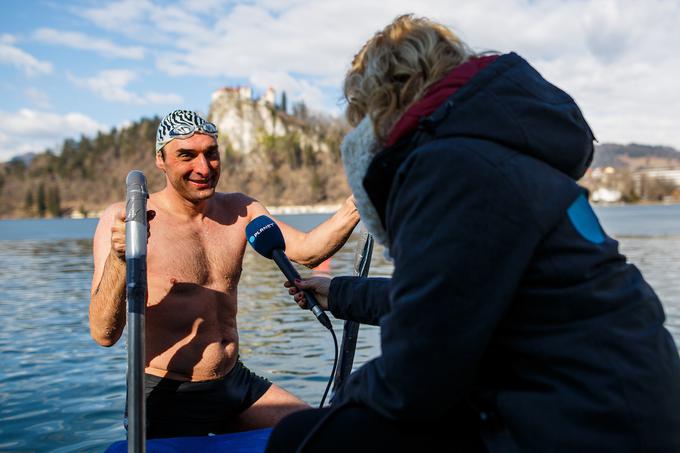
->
[1,216,678,451]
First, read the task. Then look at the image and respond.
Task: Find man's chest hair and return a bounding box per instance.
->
[148,228,245,287]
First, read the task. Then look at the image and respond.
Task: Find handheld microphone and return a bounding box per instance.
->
[246,215,332,330]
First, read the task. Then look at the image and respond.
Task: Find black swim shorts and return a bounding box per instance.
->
[125,360,272,438]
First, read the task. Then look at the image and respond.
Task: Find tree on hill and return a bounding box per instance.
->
[592,143,680,169]
[279,91,287,113]
[292,101,308,120]
[47,186,61,217]
[24,190,33,213]
[0,111,355,218]
[37,183,46,217]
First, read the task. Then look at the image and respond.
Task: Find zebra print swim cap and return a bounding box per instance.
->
[155,110,218,154]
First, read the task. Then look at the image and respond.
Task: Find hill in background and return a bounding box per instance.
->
[0,90,351,219]
[1,92,679,218]
[591,143,680,170]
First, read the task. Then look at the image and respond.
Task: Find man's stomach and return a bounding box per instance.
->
[143,290,239,381]
[142,271,241,380]
[145,328,239,381]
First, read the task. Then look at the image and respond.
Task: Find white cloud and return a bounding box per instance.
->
[68,69,139,103]
[176,0,230,14]
[74,0,171,45]
[1,34,17,45]
[76,0,151,34]
[514,0,680,148]
[249,71,328,113]
[153,2,385,78]
[0,109,107,161]
[25,87,52,109]
[33,28,145,59]
[144,92,184,104]
[68,69,183,105]
[55,0,680,149]
[0,34,53,76]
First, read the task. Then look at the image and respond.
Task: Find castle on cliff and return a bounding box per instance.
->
[210,85,276,107]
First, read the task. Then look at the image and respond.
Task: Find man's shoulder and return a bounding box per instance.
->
[213,191,259,209]
[99,201,125,221]
[215,191,253,201]
[92,201,125,239]
[207,192,267,223]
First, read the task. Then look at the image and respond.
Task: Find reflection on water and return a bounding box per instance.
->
[617,237,680,342]
[0,211,679,451]
[0,225,391,452]
[237,234,389,398]
[0,238,126,452]
[594,203,680,237]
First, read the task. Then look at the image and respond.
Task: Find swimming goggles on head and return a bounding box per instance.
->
[156,110,218,153]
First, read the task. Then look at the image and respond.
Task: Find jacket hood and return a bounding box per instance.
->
[420,52,595,180]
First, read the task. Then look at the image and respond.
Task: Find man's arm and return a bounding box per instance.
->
[252,196,360,268]
[89,203,127,347]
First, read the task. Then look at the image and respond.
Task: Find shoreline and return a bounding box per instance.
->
[1,203,345,220]
[267,203,342,215]
[3,200,680,221]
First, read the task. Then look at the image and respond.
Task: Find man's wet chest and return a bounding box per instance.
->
[146,222,246,288]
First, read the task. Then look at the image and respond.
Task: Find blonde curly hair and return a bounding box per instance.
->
[344,14,473,143]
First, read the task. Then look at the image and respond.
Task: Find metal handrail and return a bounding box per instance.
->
[125,170,148,453]
[332,228,374,394]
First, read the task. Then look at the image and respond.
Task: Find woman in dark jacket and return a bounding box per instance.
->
[267,14,680,452]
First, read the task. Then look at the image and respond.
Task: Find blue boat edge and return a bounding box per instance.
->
[105,427,272,452]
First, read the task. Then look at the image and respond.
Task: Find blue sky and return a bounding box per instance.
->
[1,0,679,161]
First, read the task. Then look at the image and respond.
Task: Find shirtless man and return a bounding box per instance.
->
[89,109,359,438]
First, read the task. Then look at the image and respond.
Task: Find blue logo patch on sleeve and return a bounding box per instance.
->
[567,193,605,244]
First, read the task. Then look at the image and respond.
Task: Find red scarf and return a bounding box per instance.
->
[386,55,499,147]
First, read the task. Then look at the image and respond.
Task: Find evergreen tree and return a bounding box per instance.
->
[292,101,308,120]
[37,183,46,217]
[25,190,33,212]
[47,186,61,217]
[280,91,287,113]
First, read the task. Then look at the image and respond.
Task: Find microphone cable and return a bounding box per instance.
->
[243,216,341,406]
[319,325,339,408]
[295,323,339,452]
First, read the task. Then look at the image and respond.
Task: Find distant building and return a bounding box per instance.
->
[212,85,280,107]
[633,168,680,194]
[590,166,616,179]
[209,84,290,155]
[262,86,276,106]
[591,187,622,203]
[634,168,680,185]
[211,86,253,103]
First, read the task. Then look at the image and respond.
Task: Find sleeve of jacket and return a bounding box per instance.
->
[332,143,544,420]
[328,276,391,326]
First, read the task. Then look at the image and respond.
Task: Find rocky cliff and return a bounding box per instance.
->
[208,86,331,156]
[4,86,678,219]
[0,87,351,219]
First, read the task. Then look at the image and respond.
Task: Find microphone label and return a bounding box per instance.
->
[249,222,275,244]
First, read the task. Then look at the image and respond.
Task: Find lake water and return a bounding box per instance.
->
[1,205,679,452]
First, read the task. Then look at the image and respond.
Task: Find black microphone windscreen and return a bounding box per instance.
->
[246,215,285,259]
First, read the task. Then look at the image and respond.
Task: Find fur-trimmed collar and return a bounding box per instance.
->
[340,117,390,250]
